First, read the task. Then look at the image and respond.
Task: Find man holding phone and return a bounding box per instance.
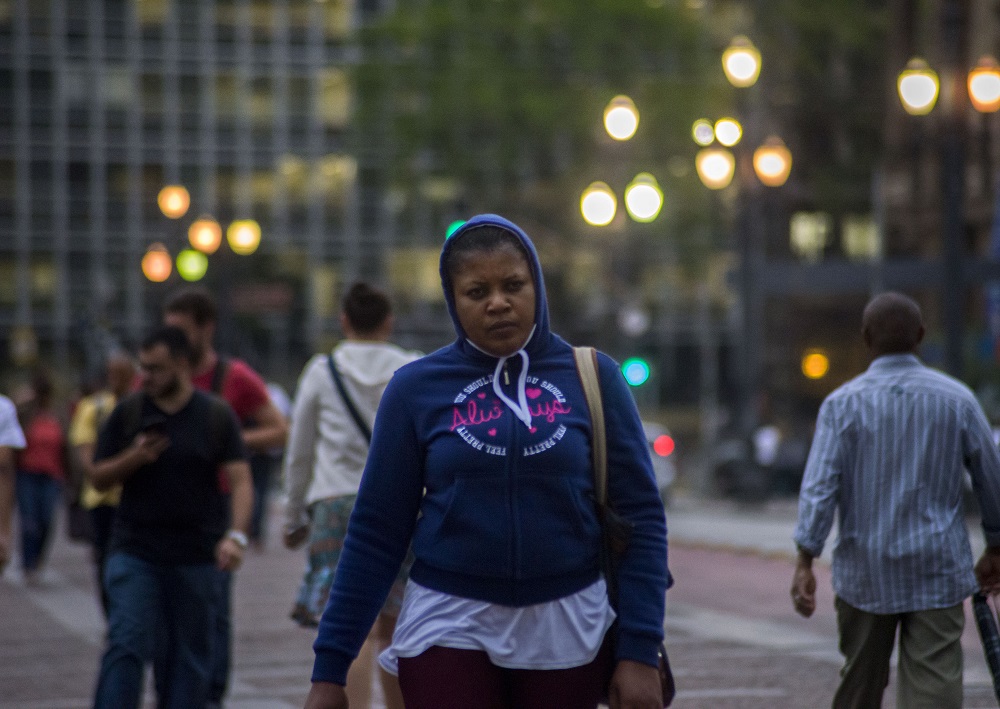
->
[88,326,253,709]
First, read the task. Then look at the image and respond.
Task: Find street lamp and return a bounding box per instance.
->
[721,36,761,88]
[581,181,617,226]
[142,243,173,282]
[176,249,209,282]
[624,173,664,223]
[714,118,743,148]
[695,148,736,190]
[227,219,262,256]
[897,58,939,116]
[157,185,190,220]
[968,55,1000,114]
[753,137,793,187]
[604,95,639,141]
[189,216,223,255]
[692,119,715,146]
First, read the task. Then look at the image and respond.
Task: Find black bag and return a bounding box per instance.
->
[574,346,675,707]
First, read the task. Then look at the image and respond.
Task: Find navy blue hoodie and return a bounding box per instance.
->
[312,214,670,685]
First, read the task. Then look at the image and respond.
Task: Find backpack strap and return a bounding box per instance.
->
[327,354,372,444]
[211,355,231,396]
[207,393,234,463]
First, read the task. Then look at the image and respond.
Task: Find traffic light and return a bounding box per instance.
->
[621,358,651,387]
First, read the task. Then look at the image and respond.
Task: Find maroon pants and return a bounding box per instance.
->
[397,639,613,709]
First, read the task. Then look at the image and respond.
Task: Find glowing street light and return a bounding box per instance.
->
[692,119,715,146]
[176,249,209,281]
[897,58,939,116]
[227,219,262,255]
[722,36,761,88]
[580,182,617,226]
[969,56,1000,113]
[603,95,639,141]
[801,349,830,379]
[714,118,743,147]
[189,216,223,254]
[695,148,736,190]
[624,173,663,223]
[157,185,190,219]
[142,243,172,282]
[753,137,793,187]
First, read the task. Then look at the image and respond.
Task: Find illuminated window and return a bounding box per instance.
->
[843,214,882,261]
[790,212,832,263]
[316,68,352,129]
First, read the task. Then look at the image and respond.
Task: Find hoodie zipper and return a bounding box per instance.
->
[502,361,521,583]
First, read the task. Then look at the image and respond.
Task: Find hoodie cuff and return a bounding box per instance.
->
[311,649,353,686]
[614,629,663,669]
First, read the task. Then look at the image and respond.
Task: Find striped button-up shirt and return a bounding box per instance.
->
[794,353,1000,613]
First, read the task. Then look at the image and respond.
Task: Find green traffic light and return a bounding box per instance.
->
[445,220,466,239]
[621,358,650,386]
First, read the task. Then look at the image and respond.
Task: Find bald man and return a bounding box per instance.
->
[791,292,1000,709]
[68,352,137,615]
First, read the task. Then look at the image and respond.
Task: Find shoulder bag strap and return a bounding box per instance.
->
[327,354,372,444]
[573,346,606,505]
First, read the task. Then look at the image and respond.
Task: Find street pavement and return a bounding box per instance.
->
[2,494,1000,708]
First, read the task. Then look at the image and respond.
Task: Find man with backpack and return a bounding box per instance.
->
[162,286,288,708]
[89,326,252,708]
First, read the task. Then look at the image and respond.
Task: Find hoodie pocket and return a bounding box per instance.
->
[414,476,513,578]
[517,475,600,577]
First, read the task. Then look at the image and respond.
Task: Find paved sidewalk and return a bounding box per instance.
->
[2,493,997,707]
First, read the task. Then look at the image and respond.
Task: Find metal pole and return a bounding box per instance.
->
[940,0,969,378]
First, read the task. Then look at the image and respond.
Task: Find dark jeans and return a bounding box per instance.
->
[15,470,61,572]
[248,453,274,544]
[88,504,117,617]
[93,552,216,709]
[153,567,232,707]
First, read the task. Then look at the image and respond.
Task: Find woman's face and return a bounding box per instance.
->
[451,245,536,358]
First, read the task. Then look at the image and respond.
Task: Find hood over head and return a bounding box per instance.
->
[439,214,550,355]
[439,214,551,429]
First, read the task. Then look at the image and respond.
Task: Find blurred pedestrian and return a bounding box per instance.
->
[304,215,670,709]
[791,291,1000,709]
[67,351,137,615]
[89,326,252,709]
[162,286,288,708]
[14,370,67,584]
[0,393,27,573]
[283,281,420,709]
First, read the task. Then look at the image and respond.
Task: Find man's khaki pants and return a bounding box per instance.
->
[833,597,964,709]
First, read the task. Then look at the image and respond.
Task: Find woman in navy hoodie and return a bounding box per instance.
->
[305,215,670,709]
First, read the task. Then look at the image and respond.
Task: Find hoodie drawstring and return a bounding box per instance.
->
[492,349,532,429]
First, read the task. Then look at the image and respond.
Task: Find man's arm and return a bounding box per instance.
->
[89,433,168,491]
[790,400,843,617]
[0,446,15,572]
[243,399,288,453]
[216,460,253,571]
[964,404,1000,593]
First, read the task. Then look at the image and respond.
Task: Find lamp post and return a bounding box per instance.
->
[895,7,999,378]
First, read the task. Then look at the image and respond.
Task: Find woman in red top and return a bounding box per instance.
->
[15,370,66,582]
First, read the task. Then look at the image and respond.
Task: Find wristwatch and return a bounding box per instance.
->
[225,529,249,549]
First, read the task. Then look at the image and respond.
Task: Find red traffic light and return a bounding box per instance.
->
[652,435,675,457]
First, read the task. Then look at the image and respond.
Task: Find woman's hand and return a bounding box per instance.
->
[303,681,348,709]
[608,659,662,709]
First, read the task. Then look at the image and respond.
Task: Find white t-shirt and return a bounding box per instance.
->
[379,578,616,674]
[0,395,26,449]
